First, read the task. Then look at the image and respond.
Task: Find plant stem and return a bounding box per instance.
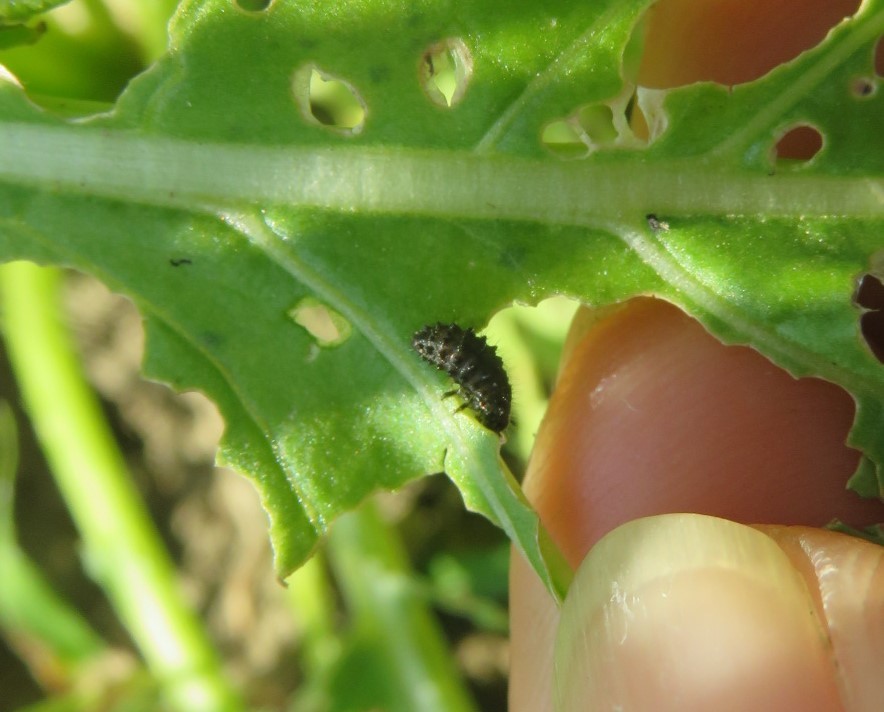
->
[328,501,480,712]
[0,401,106,673]
[0,261,242,712]
[285,553,339,677]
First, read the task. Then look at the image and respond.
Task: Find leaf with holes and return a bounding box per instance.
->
[0,0,882,598]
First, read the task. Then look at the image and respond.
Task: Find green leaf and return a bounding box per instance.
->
[0,0,69,23]
[0,0,882,601]
[0,0,56,52]
[0,22,44,51]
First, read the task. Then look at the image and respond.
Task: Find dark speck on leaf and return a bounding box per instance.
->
[646,214,670,232]
[202,331,223,348]
[169,258,193,267]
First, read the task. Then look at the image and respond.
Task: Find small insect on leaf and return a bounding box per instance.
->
[412,323,512,433]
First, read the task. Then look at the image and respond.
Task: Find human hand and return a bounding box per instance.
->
[509,299,883,711]
[509,0,882,707]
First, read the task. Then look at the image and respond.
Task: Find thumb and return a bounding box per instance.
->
[554,514,884,712]
[508,299,882,711]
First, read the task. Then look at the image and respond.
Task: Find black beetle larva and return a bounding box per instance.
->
[412,323,512,433]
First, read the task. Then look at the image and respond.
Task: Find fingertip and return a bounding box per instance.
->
[555,515,843,712]
[526,299,876,566]
[757,526,884,711]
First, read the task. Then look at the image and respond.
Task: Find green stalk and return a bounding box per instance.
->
[0,542,107,672]
[0,261,242,712]
[285,553,343,711]
[0,401,106,673]
[285,553,339,677]
[327,501,480,712]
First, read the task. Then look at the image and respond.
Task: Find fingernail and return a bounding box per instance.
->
[554,514,841,712]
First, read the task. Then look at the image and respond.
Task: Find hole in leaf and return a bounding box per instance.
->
[0,2,150,109]
[540,119,589,159]
[850,76,876,98]
[484,296,581,459]
[292,65,366,134]
[542,93,646,158]
[637,0,861,88]
[290,299,351,348]
[631,87,672,144]
[576,105,618,144]
[234,0,272,11]
[771,124,823,165]
[419,38,473,107]
[854,273,884,364]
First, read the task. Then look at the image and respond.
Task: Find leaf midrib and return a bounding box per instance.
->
[2,122,882,221]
